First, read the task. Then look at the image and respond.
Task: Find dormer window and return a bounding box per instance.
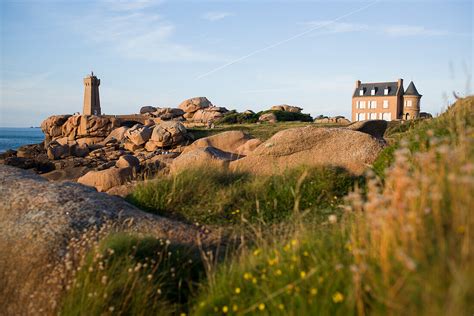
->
[384,87,389,95]
[359,89,364,96]
[371,88,376,96]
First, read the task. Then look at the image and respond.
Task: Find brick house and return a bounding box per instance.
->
[352,79,422,121]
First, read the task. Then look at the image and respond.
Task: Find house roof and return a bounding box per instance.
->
[404,81,422,97]
[353,81,399,97]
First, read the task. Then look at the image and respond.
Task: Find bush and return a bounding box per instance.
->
[127,166,363,225]
[216,112,259,124]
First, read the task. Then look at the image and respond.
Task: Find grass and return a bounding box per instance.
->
[3,97,472,315]
[127,166,363,226]
[60,233,205,315]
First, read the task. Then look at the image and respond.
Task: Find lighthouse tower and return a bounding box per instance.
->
[83,72,101,116]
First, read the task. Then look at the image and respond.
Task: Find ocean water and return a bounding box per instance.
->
[0,128,45,153]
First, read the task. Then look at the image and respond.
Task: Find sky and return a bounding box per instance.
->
[0,0,472,127]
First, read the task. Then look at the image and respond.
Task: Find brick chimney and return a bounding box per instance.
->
[355,80,361,88]
[397,78,403,89]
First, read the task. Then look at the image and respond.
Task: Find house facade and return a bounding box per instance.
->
[351,79,422,121]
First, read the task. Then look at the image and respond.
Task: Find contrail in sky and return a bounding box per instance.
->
[196,0,380,80]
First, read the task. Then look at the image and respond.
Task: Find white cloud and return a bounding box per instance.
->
[73,4,226,62]
[301,21,369,33]
[201,11,233,22]
[383,25,448,37]
[301,20,449,37]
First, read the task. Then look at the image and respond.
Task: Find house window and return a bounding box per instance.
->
[383,100,389,108]
[384,88,389,95]
[360,101,366,109]
[371,88,376,96]
[359,89,364,96]
[382,112,391,121]
[369,100,377,109]
[357,113,366,121]
[406,100,413,107]
[369,113,377,120]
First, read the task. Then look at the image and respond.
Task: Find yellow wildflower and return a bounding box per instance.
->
[291,239,298,246]
[222,306,228,313]
[232,305,238,312]
[332,292,344,303]
[275,269,282,276]
[300,271,306,279]
[253,249,261,256]
[278,304,284,310]
[235,287,241,294]
[310,288,318,295]
[243,272,252,280]
[258,303,265,311]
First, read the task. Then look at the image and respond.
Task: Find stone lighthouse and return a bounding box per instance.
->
[83,72,101,115]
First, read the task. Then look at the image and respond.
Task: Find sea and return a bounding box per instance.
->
[0,127,45,153]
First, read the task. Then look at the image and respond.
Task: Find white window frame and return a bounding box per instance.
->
[406,100,413,107]
[384,88,389,95]
[382,112,391,121]
[371,88,376,96]
[359,89,364,96]
[357,113,366,121]
[369,100,377,109]
[360,101,366,109]
[383,100,389,109]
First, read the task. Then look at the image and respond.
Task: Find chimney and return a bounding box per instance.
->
[355,80,361,88]
[397,78,403,88]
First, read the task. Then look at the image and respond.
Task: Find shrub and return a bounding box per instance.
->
[216,112,259,124]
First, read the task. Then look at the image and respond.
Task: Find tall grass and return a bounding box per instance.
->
[127,166,363,225]
[193,97,474,315]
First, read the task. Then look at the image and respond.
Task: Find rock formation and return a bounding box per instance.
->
[230,126,384,175]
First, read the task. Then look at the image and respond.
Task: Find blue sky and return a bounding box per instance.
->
[0,0,472,127]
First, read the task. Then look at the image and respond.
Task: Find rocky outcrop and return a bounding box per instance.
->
[148,108,185,120]
[170,147,234,174]
[259,112,277,123]
[77,166,135,192]
[140,106,157,114]
[346,120,388,139]
[147,121,190,149]
[124,125,153,146]
[183,131,258,156]
[115,154,140,170]
[179,97,212,113]
[190,106,228,123]
[314,116,351,125]
[0,164,213,245]
[101,126,129,144]
[270,104,302,113]
[40,115,71,144]
[231,126,384,175]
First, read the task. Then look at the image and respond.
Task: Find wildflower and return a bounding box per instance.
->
[258,303,265,311]
[300,271,306,279]
[291,239,298,246]
[235,287,241,294]
[243,272,252,280]
[252,277,257,284]
[147,274,153,281]
[303,251,309,257]
[157,288,162,295]
[332,292,344,303]
[232,305,239,312]
[268,257,278,266]
[109,306,115,312]
[278,304,284,310]
[275,269,282,276]
[253,248,261,256]
[328,214,337,224]
[310,288,318,295]
[222,306,229,313]
[101,275,107,285]
[180,313,186,316]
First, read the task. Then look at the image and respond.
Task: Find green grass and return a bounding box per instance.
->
[127,166,363,226]
[60,97,474,315]
[60,233,205,315]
